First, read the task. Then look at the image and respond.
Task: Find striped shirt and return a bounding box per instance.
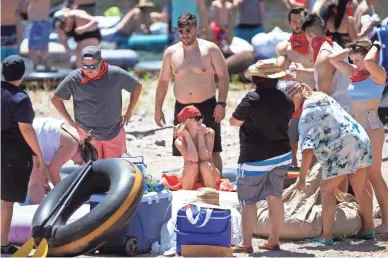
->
[238,152,292,177]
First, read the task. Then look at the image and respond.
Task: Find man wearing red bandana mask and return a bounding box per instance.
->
[51,46,143,160]
[275,7,315,168]
[302,13,351,112]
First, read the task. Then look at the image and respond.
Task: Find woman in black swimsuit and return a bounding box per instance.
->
[322,0,357,48]
[53,8,101,66]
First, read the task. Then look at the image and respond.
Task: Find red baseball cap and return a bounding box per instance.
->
[177,105,201,123]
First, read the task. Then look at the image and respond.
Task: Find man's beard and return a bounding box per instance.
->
[180,36,196,46]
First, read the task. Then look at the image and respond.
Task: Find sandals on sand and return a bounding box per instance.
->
[259,242,281,251]
[233,244,253,254]
[305,237,334,245]
[357,231,376,240]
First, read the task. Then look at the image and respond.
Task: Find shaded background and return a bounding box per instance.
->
[52,0,388,33]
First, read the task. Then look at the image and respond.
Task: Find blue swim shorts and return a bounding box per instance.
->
[28,20,51,50]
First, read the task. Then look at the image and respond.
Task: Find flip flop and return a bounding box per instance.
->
[305,237,334,245]
[357,231,375,240]
[232,243,253,253]
[258,242,281,251]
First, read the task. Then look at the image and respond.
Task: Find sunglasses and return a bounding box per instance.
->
[81,60,101,70]
[178,28,194,34]
[191,114,204,122]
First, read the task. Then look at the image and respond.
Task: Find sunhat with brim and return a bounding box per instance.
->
[190,187,230,210]
[136,0,155,8]
[1,55,34,82]
[245,60,286,80]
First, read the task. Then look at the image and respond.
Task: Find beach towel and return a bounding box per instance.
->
[160,173,236,192]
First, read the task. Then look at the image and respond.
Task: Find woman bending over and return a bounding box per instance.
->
[28,117,97,204]
[279,82,375,244]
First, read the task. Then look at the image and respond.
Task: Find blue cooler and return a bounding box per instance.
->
[175,205,232,255]
[89,190,172,256]
[120,154,151,193]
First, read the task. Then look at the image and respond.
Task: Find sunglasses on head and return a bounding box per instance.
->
[178,27,194,34]
[81,60,101,70]
[191,114,204,122]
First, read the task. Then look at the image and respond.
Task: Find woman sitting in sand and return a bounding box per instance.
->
[28,117,97,204]
[174,105,220,190]
[53,8,101,67]
[279,81,374,245]
[328,39,388,233]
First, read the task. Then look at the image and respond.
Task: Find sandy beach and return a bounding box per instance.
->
[28,78,388,257]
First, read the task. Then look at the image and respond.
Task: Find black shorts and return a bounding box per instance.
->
[1,151,33,203]
[173,96,222,156]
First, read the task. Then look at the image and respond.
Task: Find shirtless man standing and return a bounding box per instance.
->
[155,12,229,174]
[1,0,21,62]
[210,0,235,48]
[27,0,51,69]
[276,7,314,167]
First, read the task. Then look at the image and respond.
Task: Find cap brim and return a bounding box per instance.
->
[21,57,34,78]
[1,55,34,81]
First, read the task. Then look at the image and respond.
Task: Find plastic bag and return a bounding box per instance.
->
[230,208,242,246]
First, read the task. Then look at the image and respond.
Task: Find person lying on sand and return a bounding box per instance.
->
[100,0,155,45]
[173,105,221,190]
[27,117,98,205]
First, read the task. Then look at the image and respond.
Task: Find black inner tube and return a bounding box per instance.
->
[32,159,144,257]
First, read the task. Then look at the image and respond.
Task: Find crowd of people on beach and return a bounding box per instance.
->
[2,0,388,255]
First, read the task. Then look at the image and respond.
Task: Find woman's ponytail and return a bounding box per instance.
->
[80,132,98,162]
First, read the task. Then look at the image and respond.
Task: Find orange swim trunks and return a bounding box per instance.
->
[79,127,127,160]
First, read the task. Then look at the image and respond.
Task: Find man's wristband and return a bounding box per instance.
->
[216,101,226,108]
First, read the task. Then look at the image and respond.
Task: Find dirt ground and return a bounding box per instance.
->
[28,79,388,257]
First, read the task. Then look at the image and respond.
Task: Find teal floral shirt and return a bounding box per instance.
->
[299,93,372,179]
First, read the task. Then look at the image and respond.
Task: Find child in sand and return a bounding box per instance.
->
[174,105,220,190]
[210,0,235,52]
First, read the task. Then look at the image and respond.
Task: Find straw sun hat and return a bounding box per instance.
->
[190,188,229,210]
[245,59,286,80]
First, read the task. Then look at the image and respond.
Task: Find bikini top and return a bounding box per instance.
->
[347,76,385,100]
[326,31,350,48]
[64,17,101,42]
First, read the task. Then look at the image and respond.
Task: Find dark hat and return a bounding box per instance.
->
[1,55,33,82]
[80,46,102,60]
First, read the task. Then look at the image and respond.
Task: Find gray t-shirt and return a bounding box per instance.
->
[54,65,139,141]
